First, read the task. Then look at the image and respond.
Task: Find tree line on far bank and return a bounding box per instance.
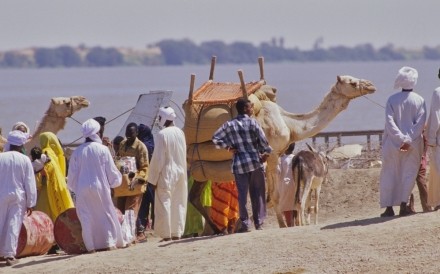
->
[1,38,439,68]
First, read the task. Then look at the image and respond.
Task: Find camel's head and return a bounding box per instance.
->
[49,96,90,117]
[334,76,376,99]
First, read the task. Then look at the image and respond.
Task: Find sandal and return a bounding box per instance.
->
[6,257,19,266]
[380,208,395,217]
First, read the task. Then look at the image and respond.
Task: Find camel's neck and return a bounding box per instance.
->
[25,114,67,152]
[283,87,351,141]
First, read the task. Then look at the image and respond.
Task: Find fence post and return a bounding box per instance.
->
[367,134,371,155]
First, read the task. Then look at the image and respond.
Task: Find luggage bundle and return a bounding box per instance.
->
[183,57,276,182]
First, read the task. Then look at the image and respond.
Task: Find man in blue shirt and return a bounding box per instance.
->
[213,98,272,232]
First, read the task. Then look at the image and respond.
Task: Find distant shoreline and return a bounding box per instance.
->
[1,39,439,69]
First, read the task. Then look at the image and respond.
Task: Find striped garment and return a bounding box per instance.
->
[210,181,239,232]
[212,114,272,174]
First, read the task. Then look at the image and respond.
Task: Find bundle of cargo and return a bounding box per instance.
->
[183,57,277,182]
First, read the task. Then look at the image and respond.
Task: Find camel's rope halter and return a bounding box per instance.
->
[357,79,385,109]
[334,78,384,109]
[67,97,83,125]
[357,79,365,96]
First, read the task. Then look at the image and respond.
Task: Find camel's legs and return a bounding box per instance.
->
[300,177,313,226]
[274,204,287,228]
[188,180,222,234]
[314,186,321,225]
[305,192,312,225]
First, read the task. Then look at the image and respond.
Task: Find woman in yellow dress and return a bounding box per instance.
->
[36,132,74,221]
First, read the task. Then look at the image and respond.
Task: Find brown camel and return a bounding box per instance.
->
[257,76,376,227]
[24,96,90,153]
[188,75,376,229]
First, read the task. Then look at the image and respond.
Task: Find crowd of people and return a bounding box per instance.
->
[2,67,440,267]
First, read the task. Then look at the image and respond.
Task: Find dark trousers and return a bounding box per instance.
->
[137,183,155,229]
[409,164,430,212]
[234,167,267,229]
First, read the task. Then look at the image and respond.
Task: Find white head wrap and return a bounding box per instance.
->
[12,121,30,133]
[7,130,28,146]
[158,107,176,127]
[81,119,102,143]
[394,66,418,90]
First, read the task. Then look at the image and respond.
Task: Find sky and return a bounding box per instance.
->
[1,0,439,51]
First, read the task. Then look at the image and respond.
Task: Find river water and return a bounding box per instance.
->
[0,60,438,146]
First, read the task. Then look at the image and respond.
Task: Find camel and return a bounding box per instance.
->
[291,144,329,226]
[0,128,6,152]
[187,74,376,230]
[24,96,90,153]
[257,75,376,227]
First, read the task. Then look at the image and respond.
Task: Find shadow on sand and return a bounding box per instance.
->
[2,254,77,269]
[158,234,226,247]
[321,215,399,230]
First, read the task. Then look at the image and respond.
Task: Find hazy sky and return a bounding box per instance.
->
[1,0,439,51]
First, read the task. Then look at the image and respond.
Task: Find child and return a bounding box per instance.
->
[277,143,296,227]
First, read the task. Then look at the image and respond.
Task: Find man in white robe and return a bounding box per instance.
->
[68,119,124,252]
[380,66,426,217]
[0,130,37,266]
[148,107,187,241]
[427,68,440,208]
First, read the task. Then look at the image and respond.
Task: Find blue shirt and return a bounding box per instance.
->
[212,114,272,174]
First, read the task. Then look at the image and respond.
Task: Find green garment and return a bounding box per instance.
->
[183,177,212,236]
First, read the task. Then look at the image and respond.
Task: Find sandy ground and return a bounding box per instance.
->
[4,168,440,274]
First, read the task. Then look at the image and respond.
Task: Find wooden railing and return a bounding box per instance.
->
[311,129,383,153]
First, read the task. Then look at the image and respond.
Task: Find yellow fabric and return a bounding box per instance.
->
[201,180,212,207]
[35,174,51,218]
[183,177,204,236]
[39,132,66,176]
[39,132,74,221]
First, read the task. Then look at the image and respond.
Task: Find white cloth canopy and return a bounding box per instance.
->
[68,142,124,250]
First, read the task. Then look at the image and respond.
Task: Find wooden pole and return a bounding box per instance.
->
[238,70,248,99]
[188,74,195,104]
[209,56,216,80]
[258,57,264,81]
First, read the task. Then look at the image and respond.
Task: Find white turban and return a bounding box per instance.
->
[394,66,418,90]
[7,130,28,146]
[81,119,102,143]
[12,121,30,133]
[158,107,176,127]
